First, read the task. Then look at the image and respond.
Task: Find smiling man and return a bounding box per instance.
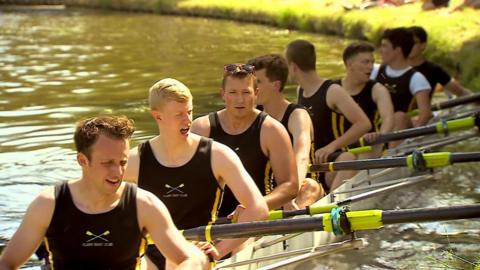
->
[371,27,432,140]
[333,42,394,157]
[191,64,298,216]
[0,116,208,270]
[124,78,268,269]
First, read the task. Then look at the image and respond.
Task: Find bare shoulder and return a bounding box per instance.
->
[191,114,211,136]
[211,140,239,162]
[26,186,56,225]
[260,115,290,143]
[290,107,311,123]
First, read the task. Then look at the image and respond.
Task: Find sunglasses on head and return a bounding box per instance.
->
[223,64,255,74]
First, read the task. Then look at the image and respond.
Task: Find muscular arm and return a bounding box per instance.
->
[414,90,432,127]
[288,109,313,185]
[191,115,211,137]
[327,84,372,149]
[137,190,208,270]
[0,188,55,270]
[261,117,299,210]
[444,79,472,97]
[124,147,140,184]
[211,143,269,257]
[372,83,394,133]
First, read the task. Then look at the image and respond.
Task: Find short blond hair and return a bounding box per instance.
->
[149,78,193,110]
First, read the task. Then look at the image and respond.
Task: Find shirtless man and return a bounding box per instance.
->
[370,27,432,139]
[285,40,371,191]
[0,115,208,270]
[124,79,268,269]
[246,54,322,209]
[191,64,299,215]
[408,26,472,97]
[334,42,395,157]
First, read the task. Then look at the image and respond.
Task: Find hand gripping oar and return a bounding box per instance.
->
[309,151,480,172]
[409,92,480,117]
[347,114,480,154]
[183,204,480,241]
[213,175,432,224]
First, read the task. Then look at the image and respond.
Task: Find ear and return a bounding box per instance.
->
[77,152,89,166]
[273,80,282,92]
[220,88,226,99]
[151,110,161,121]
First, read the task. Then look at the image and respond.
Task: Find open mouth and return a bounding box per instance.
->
[180,127,190,135]
[105,179,120,185]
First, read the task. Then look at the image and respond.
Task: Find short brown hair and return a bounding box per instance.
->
[247,54,288,91]
[285,39,316,72]
[342,42,375,63]
[221,71,257,90]
[74,115,135,160]
[149,78,192,110]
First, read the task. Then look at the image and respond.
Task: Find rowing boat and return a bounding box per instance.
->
[213,98,480,269]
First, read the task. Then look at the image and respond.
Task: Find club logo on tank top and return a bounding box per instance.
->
[82,230,113,247]
[163,183,188,198]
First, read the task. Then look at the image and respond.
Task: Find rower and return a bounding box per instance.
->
[333,42,395,158]
[370,27,432,147]
[285,39,371,192]
[191,64,299,216]
[246,54,323,209]
[408,26,472,98]
[124,78,268,269]
[0,116,208,270]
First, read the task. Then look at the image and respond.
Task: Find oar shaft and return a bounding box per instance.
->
[382,204,480,225]
[432,93,480,111]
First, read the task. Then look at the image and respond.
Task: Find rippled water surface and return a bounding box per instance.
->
[0,6,478,269]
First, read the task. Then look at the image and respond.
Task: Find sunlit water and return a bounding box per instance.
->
[0,6,478,269]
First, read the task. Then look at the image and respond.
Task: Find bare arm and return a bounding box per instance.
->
[444,80,472,97]
[137,189,208,270]
[261,117,299,210]
[124,147,140,184]
[288,109,312,186]
[372,83,394,133]
[0,188,55,270]
[191,115,211,137]
[414,90,432,127]
[211,143,269,257]
[327,84,372,149]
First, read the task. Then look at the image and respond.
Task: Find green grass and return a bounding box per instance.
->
[66,0,480,90]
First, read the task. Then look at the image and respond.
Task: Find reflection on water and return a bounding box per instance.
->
[0,6,478,269]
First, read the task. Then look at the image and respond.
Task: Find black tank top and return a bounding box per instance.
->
[375,65,416,112]
[44,182,144,270]
[208,111,271,217]
[332,79,379,133]
[298,80,340,151]
[138,137,222,229]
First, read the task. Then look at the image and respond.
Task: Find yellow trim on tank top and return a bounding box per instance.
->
[263,161,272,195]
[43,237,55,270]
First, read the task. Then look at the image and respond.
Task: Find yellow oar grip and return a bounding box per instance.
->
[323,209,383,233]
[268,210,284,220]
[309,203,337,215]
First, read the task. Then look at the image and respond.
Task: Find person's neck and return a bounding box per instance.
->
[219,109,258,135]
[342,74,366,95]
[74,179,121,213]
[387,57,410,70]
[297,71,324,96]
[262,95,290,121]
[151,132,195,164]
[408,55,426,67]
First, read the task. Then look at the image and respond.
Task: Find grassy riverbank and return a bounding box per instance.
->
[65,0,480,90]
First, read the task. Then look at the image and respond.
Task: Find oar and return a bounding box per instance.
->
[409,92,480,116]
[309,151,480,172]
[348,114,479,153]
[183,204,480,241]
[214,175,432,224]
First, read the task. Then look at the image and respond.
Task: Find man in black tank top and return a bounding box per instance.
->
[124,78,268,269]
[191,64,298,217]
[370,27,432,147]
[408,26,472,98]
[0,116,208,270]
[334,42,395,158]
[285,40,371,191]
[247,54,324,209]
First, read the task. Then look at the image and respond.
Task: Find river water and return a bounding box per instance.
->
[0,6,478,269]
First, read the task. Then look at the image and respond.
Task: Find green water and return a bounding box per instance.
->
[0,6,478,269]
